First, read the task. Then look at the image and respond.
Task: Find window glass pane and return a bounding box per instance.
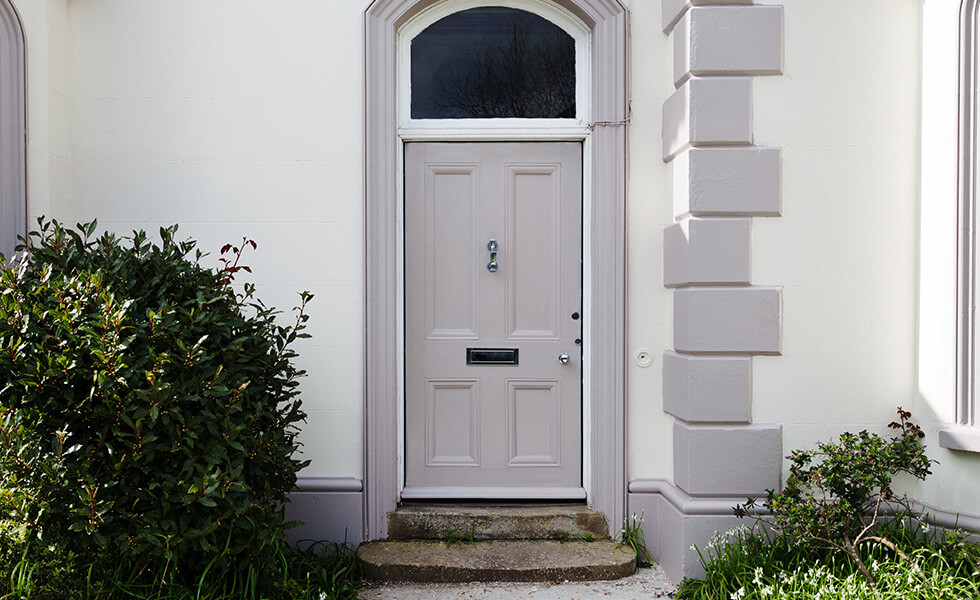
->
[411,7,576,119]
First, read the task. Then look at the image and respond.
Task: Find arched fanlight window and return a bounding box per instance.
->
[410,7,576,119]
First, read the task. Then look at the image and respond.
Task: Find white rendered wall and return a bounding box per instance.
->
[52,1,366,479]
[625,0,675,482]
[751,0,980,516]
[12,0,72,221]
[753,0,919,488]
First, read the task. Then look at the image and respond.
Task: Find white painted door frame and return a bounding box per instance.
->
[364,0,628,540]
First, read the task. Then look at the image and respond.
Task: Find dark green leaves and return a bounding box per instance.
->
[0,218,311,584]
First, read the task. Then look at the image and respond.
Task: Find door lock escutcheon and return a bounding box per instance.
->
[487,238,498,272]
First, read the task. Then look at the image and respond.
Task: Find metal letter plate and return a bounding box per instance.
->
[466,348,519,365]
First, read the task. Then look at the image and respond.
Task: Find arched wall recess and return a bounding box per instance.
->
[0,0,27,259]
[363,0,628,539]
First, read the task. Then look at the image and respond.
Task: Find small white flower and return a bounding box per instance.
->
[920,521,930,533]
[761,585,774,597]
[753,566,764,586]
[871,560,879,572]
[732,586,746,600]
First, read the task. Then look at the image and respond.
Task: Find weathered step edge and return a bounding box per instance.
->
[387,506,610,541]
[358,540,636,583]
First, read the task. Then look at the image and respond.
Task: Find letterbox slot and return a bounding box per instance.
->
[466,348,519,365]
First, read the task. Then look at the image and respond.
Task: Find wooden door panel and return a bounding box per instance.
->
[424,165,480,340]
[425,380,481,467]
[405,142,582,497]
[507,165,562,340]
[507,380,561,466]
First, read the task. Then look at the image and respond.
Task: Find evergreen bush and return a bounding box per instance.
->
[734,408,934,588]
[0,219,311,582]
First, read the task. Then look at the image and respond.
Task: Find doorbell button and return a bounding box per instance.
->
[633,348,654,368]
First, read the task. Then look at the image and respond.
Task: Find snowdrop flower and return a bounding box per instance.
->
[920,521,930,533]
[752,566,764,586]
[732,586,746,600]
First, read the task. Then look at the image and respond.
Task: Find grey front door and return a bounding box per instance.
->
[404,142,583,499]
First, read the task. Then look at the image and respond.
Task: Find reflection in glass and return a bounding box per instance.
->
[411,7,576,119]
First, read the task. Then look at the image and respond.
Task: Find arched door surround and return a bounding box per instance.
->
[364,0,628,539]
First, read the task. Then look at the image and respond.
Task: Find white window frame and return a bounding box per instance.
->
[942,0,980,452]
[397,0,592,139]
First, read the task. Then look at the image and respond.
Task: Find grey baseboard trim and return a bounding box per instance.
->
[630,478,980,530]
[285,486,364,546]
[628,478,764,516]
[628,479,980,581]
[914,499,980,532]
[295,477,363,493]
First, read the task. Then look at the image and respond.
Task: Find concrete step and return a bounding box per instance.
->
[358,540,636,583]
[386,505,610,541]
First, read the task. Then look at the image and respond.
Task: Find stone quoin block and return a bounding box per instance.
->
[662,77,752,162]
[662,351,751,422]
[673,286,782,354]
[672,147,782,218]
[674,6,784,86]
[663,217,751,286]
[673,420,782,496]
[662,0,753,34]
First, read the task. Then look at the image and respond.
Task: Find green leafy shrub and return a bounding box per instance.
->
[0,518,94,600]
[734,408,934,588]
[0,219,311,583]
[676,518,980,600]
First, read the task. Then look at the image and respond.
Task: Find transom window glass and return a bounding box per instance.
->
[411,7,576,119]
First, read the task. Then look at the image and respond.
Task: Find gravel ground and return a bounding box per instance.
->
[359,565,676,600]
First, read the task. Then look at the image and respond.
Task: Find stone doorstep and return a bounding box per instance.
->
[387,505,610,541]
[358,540,636,583]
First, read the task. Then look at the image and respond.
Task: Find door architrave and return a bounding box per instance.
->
[364,0,628,540]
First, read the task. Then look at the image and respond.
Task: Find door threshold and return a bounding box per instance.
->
[400,487,586,502]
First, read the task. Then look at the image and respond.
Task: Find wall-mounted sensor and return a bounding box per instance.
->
[633,348,654,368]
